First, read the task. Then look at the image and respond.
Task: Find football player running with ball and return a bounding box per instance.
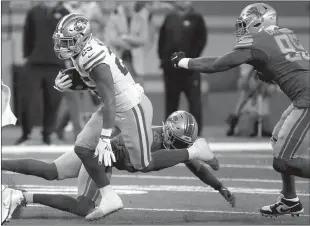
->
[2,111,235,223]
[50,13,217,220]
[171,3,309,218]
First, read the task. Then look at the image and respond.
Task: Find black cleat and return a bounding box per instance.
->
[219,187,236,208]
[260,197,304,218]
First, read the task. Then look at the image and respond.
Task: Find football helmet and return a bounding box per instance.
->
[163,111,198,149]
[235,3,277,41]
[53,13,92,60]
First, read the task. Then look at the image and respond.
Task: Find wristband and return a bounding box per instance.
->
[178,58,190,69]
[101,128,113,138]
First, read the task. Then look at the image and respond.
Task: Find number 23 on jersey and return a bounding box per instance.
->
[274,33,310,61]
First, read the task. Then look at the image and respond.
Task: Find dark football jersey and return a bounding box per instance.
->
[234,26,310,108]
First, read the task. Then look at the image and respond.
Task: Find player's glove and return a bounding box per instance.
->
[54,70,73,92]
[171,52,186,68]
[94,136,116,166]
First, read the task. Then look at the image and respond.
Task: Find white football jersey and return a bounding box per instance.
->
[71,36,144,112]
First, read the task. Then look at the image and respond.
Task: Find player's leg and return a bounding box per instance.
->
[74,107,123,220]
[29,165,108,218]
[271,104,294,146]
[185,160,236,207]
[1,151,84,222]
[117,94,192,172]
[2,149,82,181]
[117,94,218,172]
[260,107,308,217]
[76,165,113,220]
[2,159,58,180]
[273,107,310,178]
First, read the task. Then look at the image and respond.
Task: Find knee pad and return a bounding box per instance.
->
[76,195,95,217]
[273,157,305,176]
[273,157,288,173]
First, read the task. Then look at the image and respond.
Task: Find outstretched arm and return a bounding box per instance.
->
[185,160,223,190]
[185,160,236,207]
[174,48,254,73]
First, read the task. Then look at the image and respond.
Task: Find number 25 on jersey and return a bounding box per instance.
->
[274,34,310,61]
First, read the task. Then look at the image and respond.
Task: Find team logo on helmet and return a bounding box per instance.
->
[74,18,88,32]
[246,7,262,17]
[170,115,179,123]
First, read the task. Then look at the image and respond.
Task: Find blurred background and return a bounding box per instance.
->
[1,1,309,145]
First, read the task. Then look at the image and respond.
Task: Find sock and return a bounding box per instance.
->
[33,194,94,217]
[283,197,299,202]
[281,174,297,199]
[2,159,58,180]
[99,185,115,198]
[143,149,189,172]
[74,146,110,188]
[185,160,223,190]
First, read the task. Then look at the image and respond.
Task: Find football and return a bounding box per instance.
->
[61,67,89,90]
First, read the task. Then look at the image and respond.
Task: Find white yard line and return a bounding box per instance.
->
[11,185,310,196]
[24,204,310,217]
[4,172,308,184]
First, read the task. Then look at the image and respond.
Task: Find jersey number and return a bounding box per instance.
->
[107,48,128,76]
[81,46,93,57]
[274,34,310,61]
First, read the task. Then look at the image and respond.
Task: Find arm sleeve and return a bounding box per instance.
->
[23,8,35,58]
[188,48,254,73]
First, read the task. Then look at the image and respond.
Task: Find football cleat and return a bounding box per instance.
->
[260,197,304,218]
[1,186,26,224]
[219,187,236,208]
[85,191,123,221]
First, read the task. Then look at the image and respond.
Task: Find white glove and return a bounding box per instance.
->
[94,137,116,166]
[54,71,73,92]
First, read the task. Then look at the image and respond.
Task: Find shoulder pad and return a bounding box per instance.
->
[234,35,254,49]
[78,39,107,73]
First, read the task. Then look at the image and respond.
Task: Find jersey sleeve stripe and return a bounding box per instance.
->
[85,57,105,73]
[82,50,105,68]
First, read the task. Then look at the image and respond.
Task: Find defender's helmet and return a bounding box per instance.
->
[235,3,277,41]
[163,111,198,149]
[53,13,92,60]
